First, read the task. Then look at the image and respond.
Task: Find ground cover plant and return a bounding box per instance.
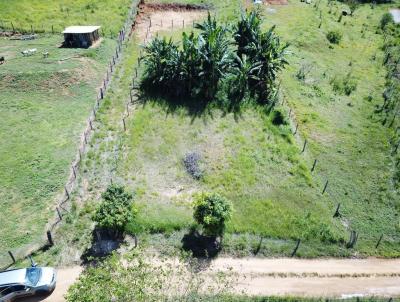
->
[0,0,132,34]
[0,34,116,264]
[24,0,400,265]
[115,0,399,257]
[379,11,400,189]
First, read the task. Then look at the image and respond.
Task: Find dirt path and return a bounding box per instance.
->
[26,257,400,301]
[208,258,400,298]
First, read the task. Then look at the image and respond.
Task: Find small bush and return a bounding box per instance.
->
[93,184,136,235]
[193,193,232,237]
[183,152,203,179]
[331,73,357,95]
[380,12,394,30]
[326,30,342,44]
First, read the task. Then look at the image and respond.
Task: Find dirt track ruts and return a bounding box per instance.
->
[23,257,400,301]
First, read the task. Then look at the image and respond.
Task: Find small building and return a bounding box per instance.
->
[62,26,101,48]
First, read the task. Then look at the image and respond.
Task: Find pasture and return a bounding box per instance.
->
[0,0,132,34]
[116,0,400,257]
[6,0,400,266]
[0,34,116,262]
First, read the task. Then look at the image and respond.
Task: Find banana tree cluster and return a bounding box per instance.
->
[140,11,289,109]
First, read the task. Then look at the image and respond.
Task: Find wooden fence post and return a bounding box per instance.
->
[72,165,77,178]
[47,231,54,246]
[294,123,298,135]
[65,186,70,200]
[56,207,62,220]
[123,118,126,131]
[301,139,307,153]
[291,239,301,257]
[376,234,384,248]
[311,159,317,172]
[333,203,341,217]
[322,180,329,195]
[8,251,16,264]
[100,88,104,100]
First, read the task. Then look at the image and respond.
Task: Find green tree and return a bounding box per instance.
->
[193,193,232,237]
[195,13,232,100]
[93,184,136,236]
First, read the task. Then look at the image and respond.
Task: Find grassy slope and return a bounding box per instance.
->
[0,35,116,262]
[120,0,400,257]
[25,0,400,265]
[265,0,400,255]
[0,0,131,34]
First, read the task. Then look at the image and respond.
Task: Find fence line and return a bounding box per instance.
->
[1,0,140,271]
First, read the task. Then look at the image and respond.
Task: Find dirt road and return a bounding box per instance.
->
[209,258,400,298]
[23,257,400,301]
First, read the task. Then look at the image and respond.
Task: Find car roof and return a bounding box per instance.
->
[0,268,27,286]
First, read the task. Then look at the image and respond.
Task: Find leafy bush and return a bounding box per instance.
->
[326,30,342,44]
[193,193,232,237]
[93,184,136,234]
[183,152,203,180]
[331,73,357,95]
[380,12,394,30]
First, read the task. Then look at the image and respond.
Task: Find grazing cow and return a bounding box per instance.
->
[0,56,4,64]
[21,48,37,56]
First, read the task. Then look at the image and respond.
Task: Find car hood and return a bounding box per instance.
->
[37,267,56,286]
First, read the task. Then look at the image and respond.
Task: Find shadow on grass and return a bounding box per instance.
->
[181,229,221,259]
[138,88,248,122]
[81,228,124,265]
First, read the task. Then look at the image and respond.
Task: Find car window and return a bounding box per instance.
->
[25,268,41,286]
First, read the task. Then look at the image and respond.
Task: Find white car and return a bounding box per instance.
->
[0,267,56,302]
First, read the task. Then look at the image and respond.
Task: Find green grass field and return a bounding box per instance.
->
[0,0,132,34]
[116,0,400,257]
[0,34,116,263]
[12,0,400,266]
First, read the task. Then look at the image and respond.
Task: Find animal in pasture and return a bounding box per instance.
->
[21,48,37,56]
[0,56,4,64]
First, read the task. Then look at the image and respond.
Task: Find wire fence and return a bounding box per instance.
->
[0,0,141,271]
[0,20,124,39]
[280,95,393,255]
[124,15,396,257]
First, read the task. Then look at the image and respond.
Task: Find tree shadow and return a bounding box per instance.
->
[138,89,245,122]
[181,229,221,260]
[80,228,124,265]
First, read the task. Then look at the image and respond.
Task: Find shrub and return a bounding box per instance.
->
[331,73,357,95]
[93,184,136,235]
[326,30,342,44]
[193,193,232,237]
[380,12,394,30]
[183,152,203,180]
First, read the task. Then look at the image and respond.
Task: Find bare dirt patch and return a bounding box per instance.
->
[133,3,208,41]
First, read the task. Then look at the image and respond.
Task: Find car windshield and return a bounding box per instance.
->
[25,268,41,286]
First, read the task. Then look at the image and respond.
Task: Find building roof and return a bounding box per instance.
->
[62,26,101,34]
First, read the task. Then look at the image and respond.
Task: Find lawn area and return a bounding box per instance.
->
[0,34,116,264]
[116,0,400,257]
[0,0,132,34]
[28,0,400,264]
